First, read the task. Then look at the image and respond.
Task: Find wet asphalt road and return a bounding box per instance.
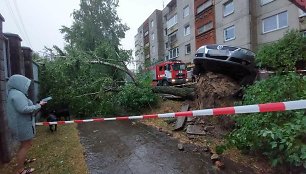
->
[78,121,254,174]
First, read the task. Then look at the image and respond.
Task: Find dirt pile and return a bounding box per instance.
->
[194,72,241,109]
[189,72,242,131]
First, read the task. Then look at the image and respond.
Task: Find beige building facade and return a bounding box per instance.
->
[215,0,304,51]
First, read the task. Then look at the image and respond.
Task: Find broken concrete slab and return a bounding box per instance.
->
[174,104,189,131]
[204,126,215,131]
[186,125,206,135]
[187,116,195,122]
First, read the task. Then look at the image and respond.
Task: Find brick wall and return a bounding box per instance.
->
[194,0,216,49]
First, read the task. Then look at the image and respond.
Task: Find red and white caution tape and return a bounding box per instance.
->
[36,100,306,126]
[258,69,306,74]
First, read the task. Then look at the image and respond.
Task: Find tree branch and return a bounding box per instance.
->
[89,60,137,84]
[75,87,120,98]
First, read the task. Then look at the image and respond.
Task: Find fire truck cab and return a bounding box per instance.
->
[149,60,188,86]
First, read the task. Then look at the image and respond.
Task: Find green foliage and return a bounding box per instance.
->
[228,74,306,168]
[40,56,117,116]
[256,30,306,71]
[60,0,129,52]
[116,73,158,113]
[215,145,227,155]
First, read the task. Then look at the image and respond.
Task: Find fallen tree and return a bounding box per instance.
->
[152,86,195,100]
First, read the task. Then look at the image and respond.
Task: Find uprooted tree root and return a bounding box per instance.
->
[192,72,241,130]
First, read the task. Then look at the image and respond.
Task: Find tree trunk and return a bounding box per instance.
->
[89,60,136,84]
[152,86,195,100]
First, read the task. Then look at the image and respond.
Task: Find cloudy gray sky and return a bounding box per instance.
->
[0,0,170,54]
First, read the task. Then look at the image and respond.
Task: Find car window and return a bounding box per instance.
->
[172,63,186,70]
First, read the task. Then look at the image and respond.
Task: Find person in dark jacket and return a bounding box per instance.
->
[7,75,47,174]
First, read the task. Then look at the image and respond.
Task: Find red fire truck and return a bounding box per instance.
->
[148,60,188,86]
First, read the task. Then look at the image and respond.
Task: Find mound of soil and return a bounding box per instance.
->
[194,72,241,109]
[191,72,241,131]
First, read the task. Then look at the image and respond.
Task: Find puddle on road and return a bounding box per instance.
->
[78,121,254,174]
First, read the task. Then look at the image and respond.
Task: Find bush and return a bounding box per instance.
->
[228,74,306,168]
[40,56,158,118]
[256,30,306,71]
[116,73,158,113]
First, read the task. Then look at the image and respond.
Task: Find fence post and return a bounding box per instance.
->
[3,33,24,76]
[22,47,34,101]
[0,13,11,164]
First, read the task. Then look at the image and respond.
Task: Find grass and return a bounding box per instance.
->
[0,124,88,174]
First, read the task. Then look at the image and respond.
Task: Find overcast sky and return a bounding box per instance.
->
[0,0,170,54]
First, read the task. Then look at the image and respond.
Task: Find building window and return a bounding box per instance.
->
[224,25,235,41]
[185,44,191,55]
[184,25,191,36]
[152,33,155,40]
[167,14,178,29]
[169,47,179,59]
[144,31,149,36]
[196,0,212,14]
[165,42,169,50]
[165,54,169,60]
[169,32,177,44]
[303,31,306,37]
[224,0,234,17]
[261,0,274,5]
[262,11,288,33]
[151,20,154,27]
[152,46,155,54]
[183,6,189,18]
[198,21,213,35]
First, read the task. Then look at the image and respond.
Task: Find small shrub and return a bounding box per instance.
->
[116,74,158,113]
[256,30,306,71]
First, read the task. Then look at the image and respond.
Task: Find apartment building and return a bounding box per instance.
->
[135,0,305,70]
[194,0,216,50]
[163,0,196,63]
[215,0,305,50]
[134,26,144,70]
[135,0,196,68]
[134,10,164,70]
[255,0,302,47]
